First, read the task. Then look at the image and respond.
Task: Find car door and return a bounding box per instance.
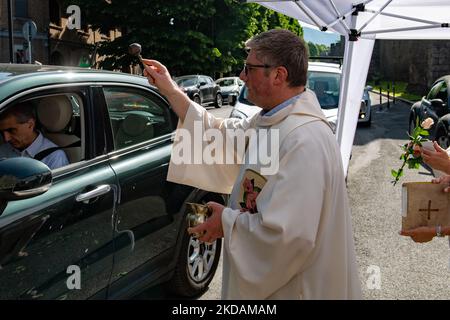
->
[199,76,212,103]
[100,85,184,298]
[0,86,116,299]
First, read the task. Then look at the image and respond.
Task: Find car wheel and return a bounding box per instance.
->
[193,95,201,105]
[168,202,222,297]
[436,126,450,149]
[214,93,223,108]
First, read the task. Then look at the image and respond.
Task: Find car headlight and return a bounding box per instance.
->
[359,100,367,118]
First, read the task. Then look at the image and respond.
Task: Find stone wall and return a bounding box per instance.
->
[369,40,450,95]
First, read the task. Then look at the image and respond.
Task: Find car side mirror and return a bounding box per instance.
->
[430,98,446,117]
[430,98,445,107]
[366,85,373,91]
[0,158,52,201]
[199,81,207,86]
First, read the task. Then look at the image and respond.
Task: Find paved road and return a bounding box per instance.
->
[135,97,450,300]
[201,93,450,300]
[207,105,232,118]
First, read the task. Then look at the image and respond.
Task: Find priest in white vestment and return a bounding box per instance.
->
[142,29,362,300]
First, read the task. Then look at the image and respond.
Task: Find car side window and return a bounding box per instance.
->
[103,87,172,150]
[199,76,208,85]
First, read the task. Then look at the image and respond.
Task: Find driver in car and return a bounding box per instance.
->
[0,102,69,170]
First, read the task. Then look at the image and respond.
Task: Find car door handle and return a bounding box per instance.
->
[76,185,111,203]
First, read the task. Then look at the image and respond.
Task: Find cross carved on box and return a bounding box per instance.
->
[418,200,439,220]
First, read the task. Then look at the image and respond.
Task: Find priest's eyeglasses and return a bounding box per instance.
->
[243,63,273,76]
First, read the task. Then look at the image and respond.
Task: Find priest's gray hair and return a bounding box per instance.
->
[245,29,308,87]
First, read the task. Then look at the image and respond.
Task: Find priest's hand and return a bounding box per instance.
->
[431,174,450,192]
[141,59,190,121]
[421,141,450,174]
[141,59,178,96]
[188,201,225,243]
[400,227,436,243]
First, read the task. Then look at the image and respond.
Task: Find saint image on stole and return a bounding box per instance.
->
[239,169,267,213]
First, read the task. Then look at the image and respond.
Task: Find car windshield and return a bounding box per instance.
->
[238,86,254,106]
[175,77,197,87]
[217,79,235,87]
[307,71,341,110]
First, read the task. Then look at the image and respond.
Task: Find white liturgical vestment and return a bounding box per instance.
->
[167,89,362,299]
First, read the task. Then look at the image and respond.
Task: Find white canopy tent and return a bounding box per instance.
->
[246,0,450,175]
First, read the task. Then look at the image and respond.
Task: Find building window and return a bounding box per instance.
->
[15,0,28,18]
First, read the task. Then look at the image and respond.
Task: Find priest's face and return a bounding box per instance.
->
[239,50,276,110]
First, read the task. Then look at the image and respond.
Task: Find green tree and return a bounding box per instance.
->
[67,0,303,76]
[307,41,319,57]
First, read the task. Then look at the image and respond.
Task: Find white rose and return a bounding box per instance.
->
[421,118,434,130]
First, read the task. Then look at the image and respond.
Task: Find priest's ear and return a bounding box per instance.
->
[273,66,288,85]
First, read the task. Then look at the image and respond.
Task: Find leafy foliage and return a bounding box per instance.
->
[391,118,434,185]
[66,0,302,77]
[307,42,330,57]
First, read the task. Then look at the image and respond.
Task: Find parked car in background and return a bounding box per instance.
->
[174,75,222,108]
[0,63,224,299]
[307,62,372,130]
[409,75,450,148]
[229,85,260,119]
[230,61,373,131]
[215,77,244,105]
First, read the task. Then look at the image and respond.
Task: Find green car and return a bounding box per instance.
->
[0,64,224,299]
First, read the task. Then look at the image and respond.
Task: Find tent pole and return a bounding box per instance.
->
[293,1,324,30]
[362,24,447,36]
[366,9,440,25]
[358,0,393,33]
[326,10,353,33]
[327,0,353,33]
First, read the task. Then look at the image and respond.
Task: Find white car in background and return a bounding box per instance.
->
[215,76,244,105]
[230,61,372,130]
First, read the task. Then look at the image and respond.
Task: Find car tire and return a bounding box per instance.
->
[167,198,223,297]
[214,93,223,108]
[193,95,202,106]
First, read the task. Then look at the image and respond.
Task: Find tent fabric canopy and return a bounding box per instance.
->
[246,0,450,174]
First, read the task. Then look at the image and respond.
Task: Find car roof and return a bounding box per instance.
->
[175,75,205,79]
[0,63,154,104]
[308,61,341,74]
[215,77,239,81]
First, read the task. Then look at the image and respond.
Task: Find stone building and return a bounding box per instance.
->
[0,0,120,66]
[369,40,450,95]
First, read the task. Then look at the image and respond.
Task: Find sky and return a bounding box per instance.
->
[302,26,341,46]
